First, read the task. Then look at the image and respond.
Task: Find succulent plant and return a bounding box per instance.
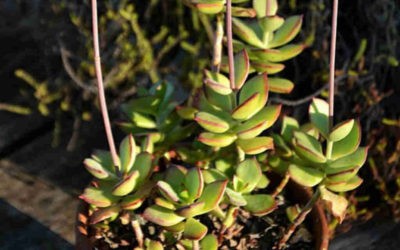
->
[143,165,227,242]
[80,134,153,224]
[269,98,368,222]
[178,50,281,157]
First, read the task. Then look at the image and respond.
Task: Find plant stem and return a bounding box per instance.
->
[212,13,224,72]
[272,172,290,197]
[193,240,200,250]
[131,219,144,248]
[226,0,235,90]
[91,0,119,168]
[277,188,321,250]
[328,0,339,130]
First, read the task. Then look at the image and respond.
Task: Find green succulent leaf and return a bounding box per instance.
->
[327,147,368,170]
[90,206,120,224]
[329,119,355,142]
[119,134,136,173]
[251,60,285,74]
[258,15,284,32]
[331,120,361,160]
[271,134,292,158]
[202,169,228,184]
[121,96,159,116]
[235,105,281,139]
[253,0,278,18]
[198,132,237,147]
[84,158,112,179]
[195,1,224,14]
[286,205,301,223]
[293,131,326,163]
[281,116,300,142]
[267,77,294,94]
[226,188,247,206]
[165,165,187,191]
[237,136,274,155]
[319,186,348,223]
[132,152,153,185]
[238,74,269,115]
[197,180,228,213]
[243,194,276,216]
[176,106,198,120]
[326,175,363,192]
[200,234,218,250]
[185,167,204,201]
[288,164,324,187]
[234,49,250,90]
[232,17,265,48]
[154,197,176,210]
[143,205,185,227]
[268,15,303,48]
[80,186,118,208]
[195,112,230,133]
[112,170,139,196]
[309,98,329,138]
[230,6,257,18]
[256,174,270,189]
[235,158,262,193]
[204,70,232,95]
[91,150,116,173]
[205,87,234,112]
[157,180,181,203]
[183,218,208,240]
[130,112,157,129]
[232,92,261,120]
[175,201,205,218]
[147,240,164,250]
[251,44,304,63]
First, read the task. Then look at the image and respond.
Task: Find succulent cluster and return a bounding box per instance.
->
[80,0,368,249]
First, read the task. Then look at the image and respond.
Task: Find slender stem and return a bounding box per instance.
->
[328,0,339,130]
[131,219,144,247]
[272,172,290,197]
[277,188,321,250]
[91,0,119,168]
[226,0,235,90]
[212,13,224,72]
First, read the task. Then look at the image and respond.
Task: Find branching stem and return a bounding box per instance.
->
[91,0,120,168]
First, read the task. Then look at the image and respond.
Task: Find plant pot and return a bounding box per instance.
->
[75,181,329,250]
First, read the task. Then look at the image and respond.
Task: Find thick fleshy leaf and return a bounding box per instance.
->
[238,73,269,116]
[319,186,348,223]
[120,181,153,210]
[309,98,329,138]
[235,158,262,193]
[195,1,224,14]
[226,188,247,206]
[80,186,118,207]
[286,205,301,223]
[331,120,361,160]
[231,6,257,17]
[205,87,234,112]
[234,49,250,90]
[204,70,232,95]
[143,205,185,227]
[252,44,304,63]
[119,134,136,173]
[200,234,218,250]
[84,158,111,179]
[121,96,159,116]
[258,15,284,32]
[232,17,265,48]
[243,194,276,216]
[300,123,320,139]
[164,221,185,233]
[237,136,274,155]
[281,116,299,142]
[112,170,139,196]
[202,169,228,184]
[232,93,261,120]
[288,164,324,187]
[147,240,164,250]
[272,134,292,158]
[329,119,355,142]
[198,132,237,147]
[91,150,115,173]
[132,152,153,185]
[236,105,282,139]
[253,0,278,18]
[185,167,204,200]
[90,206,120,224]
[327,147,368,170]
[131,112,157,129]
[326,167,359,183]
[268,15,303,48]
[176,106,198,120]
[157,180,181,203]
[256,174,270,189]
[165,165,187,191]
[154,197,176,210]
[183,218,208,240]
[195,112,230,133]
[293,131,326,163]
[267,77,294,94]
[197,180,228,213]
[251,61,285,74]
[326,175,363,192]
[175,201,205,218]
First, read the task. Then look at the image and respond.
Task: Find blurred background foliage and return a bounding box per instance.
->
[0,0,399,237]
